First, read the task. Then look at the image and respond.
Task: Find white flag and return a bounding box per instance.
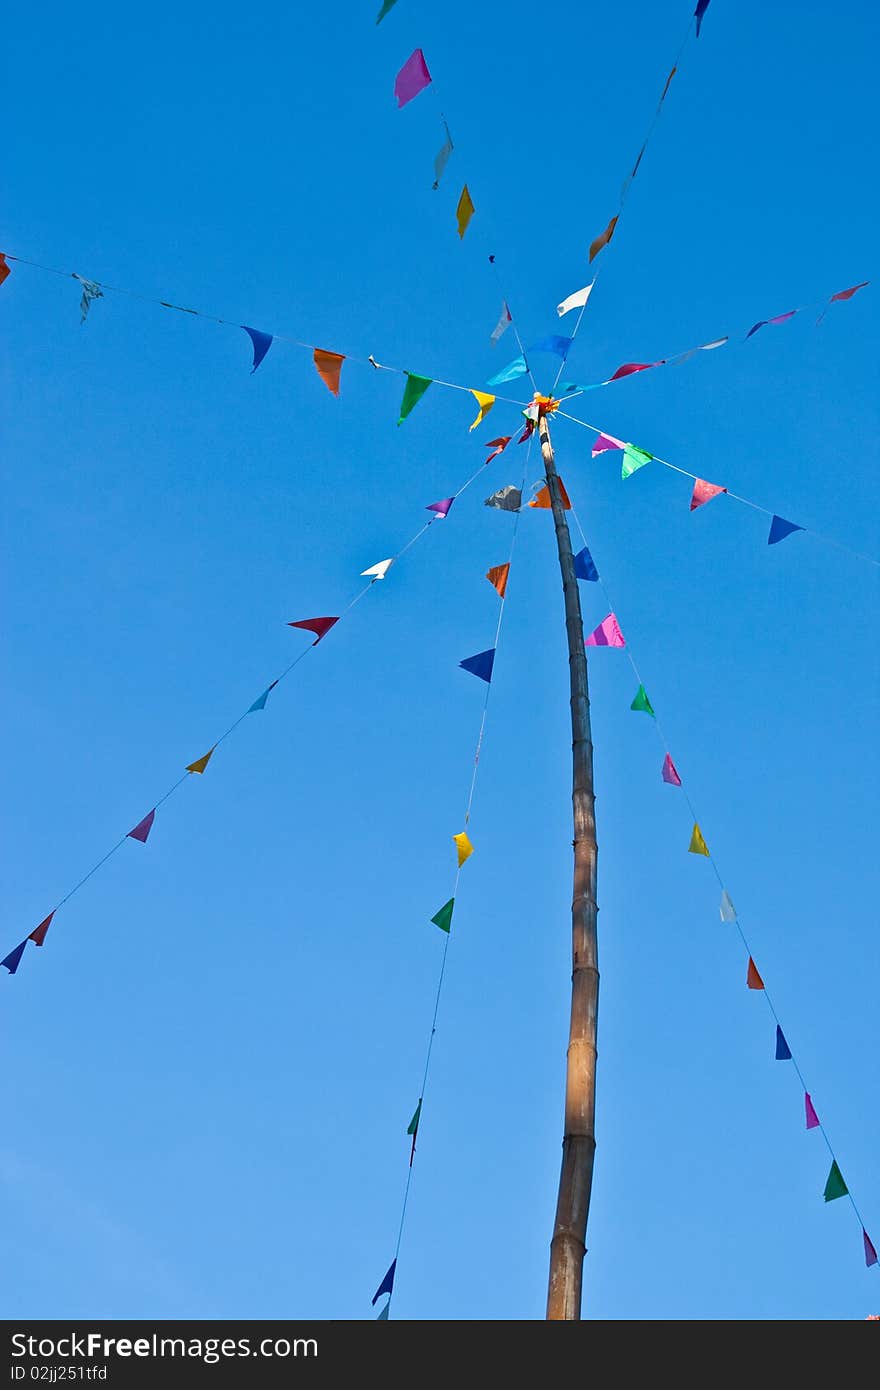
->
[489,302,512,346]
[361,558,394,581]
[719,889,737,922]
[557,281,594,317]
[432,120,454,190]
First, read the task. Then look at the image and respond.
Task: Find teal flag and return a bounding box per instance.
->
[398,373,433,424]
[823,1160,848,1202]
[406,1099,422,1136]
[376,0,398,21]
[431,898,454,933]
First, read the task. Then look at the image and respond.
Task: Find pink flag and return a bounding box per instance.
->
[864,1229,878,1268]
[607,362,655,382]
[426,496,454,518]
[768,310,797,325]
[394,49,431,107]
[592,433,625,457]
[689,478,727,511]
[661,754,682,786]
[804,1093,820,1130]
[585,613,625,648]
[128,809,156,844]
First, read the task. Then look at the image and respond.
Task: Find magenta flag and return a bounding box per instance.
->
[592,433,625,456]
[864,1229,878,1268]
[804,1093,820,1130]
[585,613,625,648]
[661,753,682,786]
[689,478,727,511]
[426,496,454,518]
[606,362,655,382]
[394,49,431,107]
[128,809,156,844]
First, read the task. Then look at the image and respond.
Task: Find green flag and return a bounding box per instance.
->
[398,373,433,424]
[376,0,398,22]
[430,897,454,933]
[621,444,652,480]
[406,1099,422,1136]
[823,1160,848,1202]
[630,684,655,716]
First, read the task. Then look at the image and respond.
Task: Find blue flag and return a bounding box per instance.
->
[694,0,711,37]
[775,1026,792,1061]
[2,939,28,975]
[487,355,528,386]
[574,546,599,581]
[376,1303,389,1319]
[248,681,278,713]
[372,1259,396,1306]
[460,649,496,683]
[243,326,274,373]
[529,335,573,358]
[767,514,804,546]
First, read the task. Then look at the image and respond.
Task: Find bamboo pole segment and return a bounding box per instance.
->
[539,410,600,1321]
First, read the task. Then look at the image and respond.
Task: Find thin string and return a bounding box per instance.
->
[487,255,539,395]
[567,497,876,1251]
[384,435,533,1314]
[556,410,880,568]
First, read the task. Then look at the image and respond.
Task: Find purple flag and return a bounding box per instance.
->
[394,49,431,107]
[426,496,454,518]
[585,613,625,648]
[128,809,156,844]
[864,1229,878,1268]
[661,753,682,786]
[804,1093,820,1130]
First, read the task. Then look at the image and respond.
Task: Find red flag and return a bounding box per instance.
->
[128,809,156,844]
[0,254,10,287]
[607,362,656,382]
[746,957,765,990]
[518,419,536,443]
[689,478,727,511]
[485,435,512,463]
[288,616,340,643]
[485,563,510,598]
[313,349,345,396]
[831,281,869,302]
[29,913,54,947]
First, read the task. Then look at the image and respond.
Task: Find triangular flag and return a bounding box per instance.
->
[557,282,594,317]
[585,613,625,648]
[469,391,495,431]
[376,1304,390,1320]
[864,1230,878,1268]
[487,355,528,386]
[372,1259,397,1304]
[529,335,573,358]
[831,281,869,303]
[823,1160,848,1203]
[456,185,475,239]
[313,348,345,397]
[1,939,28,975]
[688,823,710,856]
[426,497,455,518]
[361,558,394,581]
[73,275,103,324]
[486,563,510,598]
[485,435,512,463]
[690,478,727,511]
[431,898,454,933]
[530,479,572,509]
[767,515,804,546]
[607,362,655,382]
[243,326,273,373]
[432,120,453,189]
[248,681,278,713]
[128,809,156,844]
[453,832,474,867]
[694,0,711,37]
[398,372,433,423]
[407,1099,422,1136]
[288,616,340,644]
[376,0,398,21]
[518,419,536,442]
[719,889,737,922]
[394,49,431,107]
[621,445,652,480]
[490,302,512,346]
[661,753,682,786]
[573,547,599,581]
[0,253,11,286]
[775,1026,792,1061]
[460,649,495,683]
[746,957,765,990]
[186,747,215,775]
[484,485,521,511]
[805,1093,820,1129]
[589,215,618,263]
[29,913,54,947]
[592,433,625,456]
[630,685,654,716]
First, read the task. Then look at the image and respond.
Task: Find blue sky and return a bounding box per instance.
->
[1,0,877,1320]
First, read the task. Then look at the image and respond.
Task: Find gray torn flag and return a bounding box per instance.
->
[432,120,453,190]
[484,485,522,512]
[73,274,103,324]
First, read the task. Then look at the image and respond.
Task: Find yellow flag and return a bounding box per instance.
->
[186,746,216,775]
[469,390,495,431]
[453,831,474,867]
[456,185,475,239]
[688,823,709,857]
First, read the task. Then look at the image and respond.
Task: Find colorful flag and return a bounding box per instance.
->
[288,616,340,643]
[74,275,103,324]
[29,913,54,947]
[621,445,652,480]
[128,809,156,844]
[557,282,594,317]
[530,479,572,509]
[485,435,512,462]
[775,1026,792,1061]
[361,558,394,581]
[607,362,655,382]
[767,515,804,546]
[456,186,475,239]
[0,253,10,286]
[585,613,625,648]
[487,355,528,386]
[592,433,625,457]
[426,496,455,518]
[661,754,682,786]
[688,823,710,857]
[830,281,869,303]
[313,349,345,396]
[485,485,521,511]
[398,373,433,424]
[574,547,599,582]
[1,940,28,975]
[186,747,215,775]
[431,898,455,933]
[589,215,618,263]
[805,1093,820,1130]
[243,326,273,373]
[453,832,474,867]
[486,563,510,598]
[394,49,431,107]
[460,649,495,683]
[432,120,454,189]
[823,1160,848,1203]
[864,1230,878,1268]
[248,682,278,713]
[694,0,711,36]
[490,303,512,346]
[690,478,727,511]
[630,684,654,716]
[469,391,495,431]
[746,957,765,990]
[372,1259,397,1304]
[719,889,737,922]
[530,335,572,358]
[376,0,398,20]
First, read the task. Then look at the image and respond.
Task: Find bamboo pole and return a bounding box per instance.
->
[539,410,600,1321]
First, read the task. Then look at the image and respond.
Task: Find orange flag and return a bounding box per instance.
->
[746,957,765,990]
[589,215,618,264]
[313,349,345,397]
[456,185,475,239]
[485,563,510,598]
[530,478,571,509]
